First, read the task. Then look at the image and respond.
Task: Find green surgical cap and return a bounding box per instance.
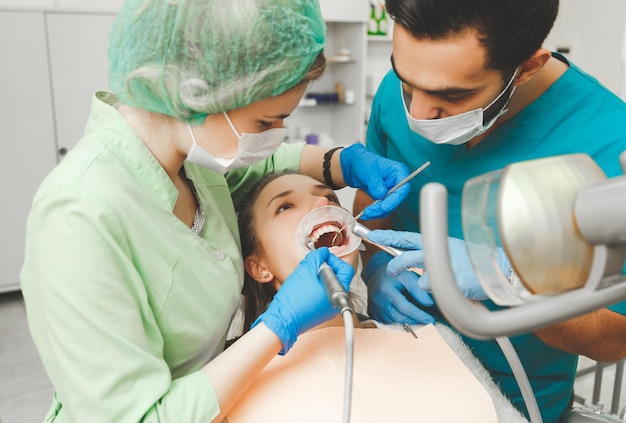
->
[108,0,326,121]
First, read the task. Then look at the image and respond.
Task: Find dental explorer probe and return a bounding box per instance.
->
[331,160,431,247]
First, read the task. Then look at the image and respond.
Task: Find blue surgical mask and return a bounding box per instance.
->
[403,69,518,145]
[186,111,287,174]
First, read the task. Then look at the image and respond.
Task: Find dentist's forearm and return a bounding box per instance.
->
[534,308,626,362]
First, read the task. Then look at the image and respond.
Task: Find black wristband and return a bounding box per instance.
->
[323,146,344,190]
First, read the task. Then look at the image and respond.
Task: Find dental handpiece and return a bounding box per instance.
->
[319,263,352,314]
[352,223,405,257]
[353,223,424,275]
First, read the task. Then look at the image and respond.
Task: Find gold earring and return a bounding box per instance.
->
[262,272,270,280]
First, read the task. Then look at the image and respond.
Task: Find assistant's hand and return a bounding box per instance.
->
[367,230,511,301]
[253,247,354,354]
[361,251,435,325]
[339,144,409,220]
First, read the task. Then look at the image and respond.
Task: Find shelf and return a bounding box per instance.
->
[297,101,355,108]
[368,35,393,42]
[327,58,357,64]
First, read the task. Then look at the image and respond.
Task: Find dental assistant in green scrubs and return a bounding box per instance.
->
[19,1,411,422]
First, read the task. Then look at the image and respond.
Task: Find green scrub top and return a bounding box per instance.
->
[20,92,305,422]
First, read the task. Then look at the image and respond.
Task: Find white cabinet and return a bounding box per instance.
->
[46,12,117,156]
[0,9,114,292]
[0,11,57,293]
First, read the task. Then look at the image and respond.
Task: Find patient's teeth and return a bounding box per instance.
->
[310,224,340,242]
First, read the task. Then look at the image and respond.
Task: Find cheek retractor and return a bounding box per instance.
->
[295,206,362,256]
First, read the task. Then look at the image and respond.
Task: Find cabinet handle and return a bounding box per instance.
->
[58,147,68,157]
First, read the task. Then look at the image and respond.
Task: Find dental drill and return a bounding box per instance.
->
[295,205,361,423]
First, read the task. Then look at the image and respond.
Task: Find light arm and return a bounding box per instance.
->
[420,181,626,339]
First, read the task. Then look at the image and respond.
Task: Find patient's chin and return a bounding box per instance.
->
[331,247,358,269]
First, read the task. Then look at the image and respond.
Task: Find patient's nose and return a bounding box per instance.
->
[313,196,330,208]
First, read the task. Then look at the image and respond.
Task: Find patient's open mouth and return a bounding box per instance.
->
[295,206,361,257]
[307,221,348,249]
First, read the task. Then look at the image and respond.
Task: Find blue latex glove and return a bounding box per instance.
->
[339,143,410,220]
[361,251,435,325]
[367,230,511,301]
[253,247,354,355]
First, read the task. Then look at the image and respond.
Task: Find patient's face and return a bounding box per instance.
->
[251,174,358,284]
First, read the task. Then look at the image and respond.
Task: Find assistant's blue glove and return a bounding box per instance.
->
[339,143,409,220]
[361,251,435,325]
[253,247,354,355]
[367,230,511,301]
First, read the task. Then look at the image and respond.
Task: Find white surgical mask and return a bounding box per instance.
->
[186,111,288,174]
[403,69,518,145]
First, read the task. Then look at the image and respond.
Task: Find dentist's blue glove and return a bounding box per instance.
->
[367,230,511,301]
[253,247,354,355]
[339,143,410,220]
[361,251,435,325]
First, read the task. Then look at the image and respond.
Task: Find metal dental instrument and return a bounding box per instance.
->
[331,160,431,247]
[352,222,425,275]
[352,222,406,257]
[403,323,419,339]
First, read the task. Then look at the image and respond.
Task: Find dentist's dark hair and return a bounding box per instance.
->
[385,0,559,77]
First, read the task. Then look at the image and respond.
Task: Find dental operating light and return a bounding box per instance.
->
[420,151,626,340]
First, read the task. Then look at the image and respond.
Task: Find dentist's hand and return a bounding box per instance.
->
[253,247,354,354]
[361,251,435,325]
[339,144,409,220]
[367,230,510,301]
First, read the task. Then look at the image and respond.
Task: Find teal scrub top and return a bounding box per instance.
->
[20,92,305,422]
[367,54,626,423]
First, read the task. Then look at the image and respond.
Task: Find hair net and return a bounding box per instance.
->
[108,0,325,121]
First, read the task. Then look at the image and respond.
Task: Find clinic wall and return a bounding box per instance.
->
[0,0,123,10]
[543,0,626,96]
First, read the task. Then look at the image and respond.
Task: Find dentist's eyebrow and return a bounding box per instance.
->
[391,54,478,97]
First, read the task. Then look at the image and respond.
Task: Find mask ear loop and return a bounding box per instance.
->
[481,68,519,125]
[223,111,242,139]
[187,123,199,147]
